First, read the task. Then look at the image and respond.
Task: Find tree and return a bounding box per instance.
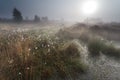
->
[34,15,40,22]
[13,8,23,22]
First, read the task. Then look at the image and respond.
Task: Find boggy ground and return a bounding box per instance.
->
[0,23,120,80]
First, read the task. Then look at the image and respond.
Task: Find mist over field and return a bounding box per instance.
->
[0,0,120,80]
[0,21,120,80]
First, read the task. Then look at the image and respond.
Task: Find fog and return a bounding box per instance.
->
[0,0,120,80]
[0,0,120,22]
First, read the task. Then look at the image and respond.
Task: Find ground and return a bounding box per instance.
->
[0,22,120,80]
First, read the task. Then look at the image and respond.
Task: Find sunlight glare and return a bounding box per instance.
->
[82,1,98,15]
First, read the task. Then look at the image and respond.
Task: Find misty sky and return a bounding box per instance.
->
[0,0,120,22]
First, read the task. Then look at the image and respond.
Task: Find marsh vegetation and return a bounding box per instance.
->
[0,22,120,80]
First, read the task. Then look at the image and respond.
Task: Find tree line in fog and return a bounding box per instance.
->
[0,8,49,22]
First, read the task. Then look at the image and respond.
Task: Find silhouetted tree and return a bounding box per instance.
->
[13,8,23,22]
[34,15,40,22]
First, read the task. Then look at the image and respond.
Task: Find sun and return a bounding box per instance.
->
[82,1,98,15]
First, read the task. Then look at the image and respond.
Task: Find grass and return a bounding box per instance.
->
[0,30,87,80]
[56,29,74,40]
[88,39,105,57]
[102,44,120,59]
[88,38,120,59]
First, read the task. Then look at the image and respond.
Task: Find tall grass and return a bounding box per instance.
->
[88,39,105,57]
[88,39,120,59]
[0,31,87,80]
[102,44,120,59]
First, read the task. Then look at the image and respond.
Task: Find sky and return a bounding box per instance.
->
[0,0,120,22]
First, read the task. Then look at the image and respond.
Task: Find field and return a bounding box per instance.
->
[0,22,120,80]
